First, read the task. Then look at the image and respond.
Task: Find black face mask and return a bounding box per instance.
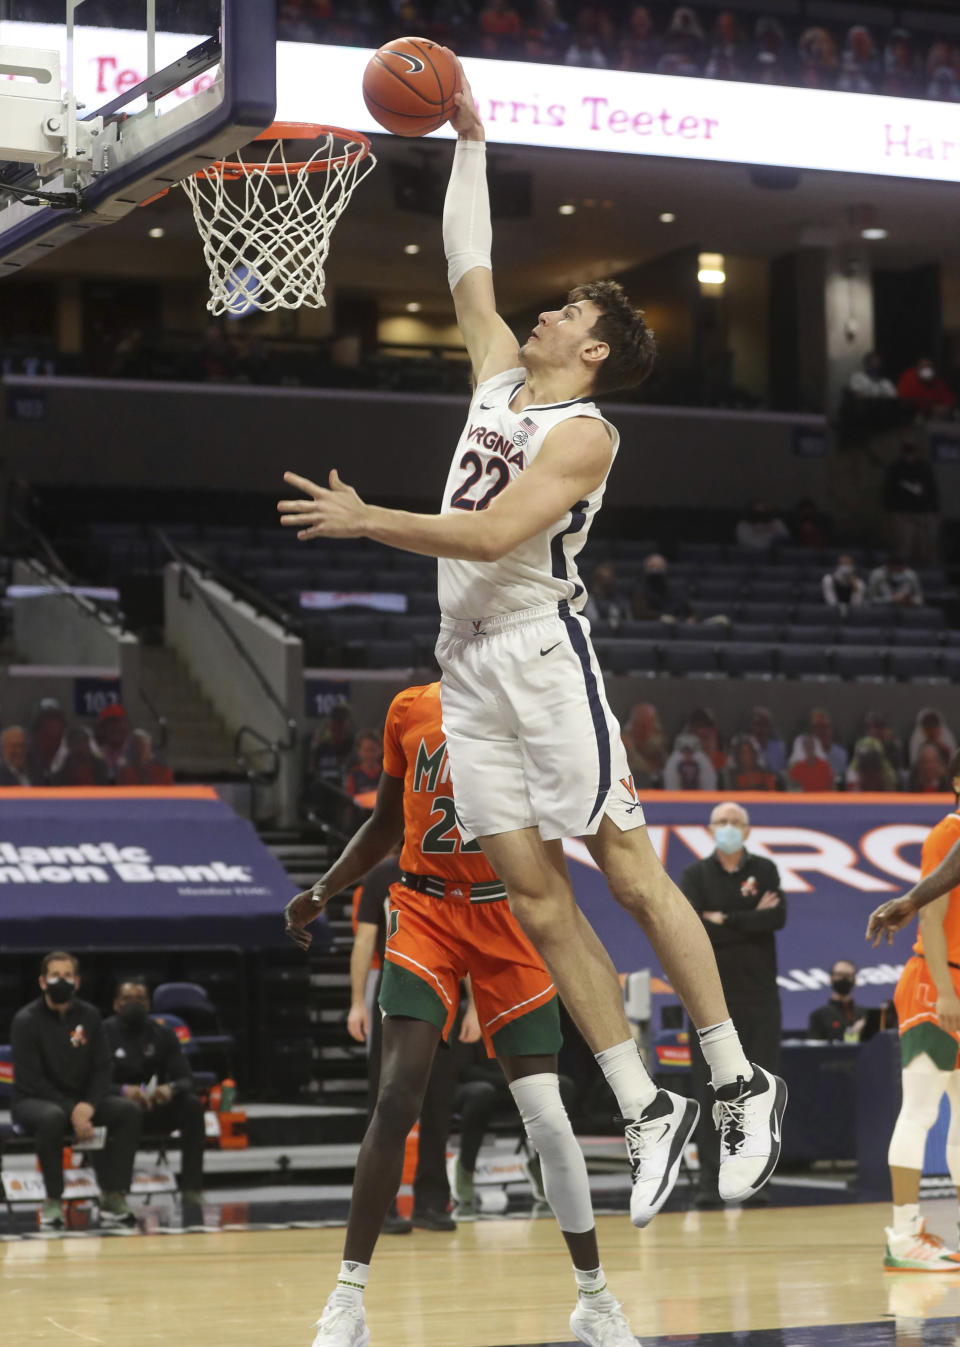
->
[118,1003,149,1031]
[832,976,855,997]
[646,573,667,595]
[45,978,75,1005]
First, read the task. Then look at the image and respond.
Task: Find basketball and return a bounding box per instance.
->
[362,37,461,138]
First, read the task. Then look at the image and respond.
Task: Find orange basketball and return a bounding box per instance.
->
[362,37,461,138]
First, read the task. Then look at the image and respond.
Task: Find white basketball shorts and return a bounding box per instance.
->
[435,601,646,843]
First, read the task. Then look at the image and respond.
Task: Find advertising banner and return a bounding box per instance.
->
[565,793,951,1031]
[3,23,960,183]
[0,788,302,949]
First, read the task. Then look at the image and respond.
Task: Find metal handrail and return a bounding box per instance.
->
[234,725,281,785]
[10,512,135,638]
[137,682,169,753]
[154,528,297,755]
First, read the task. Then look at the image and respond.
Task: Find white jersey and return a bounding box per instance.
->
[437,367,620,621]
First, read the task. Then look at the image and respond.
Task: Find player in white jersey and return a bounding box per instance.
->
[278,53,786,1225]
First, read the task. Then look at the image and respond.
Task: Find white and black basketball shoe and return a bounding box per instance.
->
[713,1064,788,1203]
[624,1088,700,1228]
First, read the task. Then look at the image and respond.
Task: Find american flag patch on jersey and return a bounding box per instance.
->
[520,415,539,435]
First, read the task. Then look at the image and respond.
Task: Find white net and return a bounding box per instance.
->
[181,128,376,317]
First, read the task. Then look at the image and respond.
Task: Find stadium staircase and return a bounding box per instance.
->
[139,644,237,779]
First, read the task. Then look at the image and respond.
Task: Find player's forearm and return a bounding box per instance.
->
[350,928,377,1006]
[363,503,503,562]
[920,912,954,997]
[319,816,401,897]
[904,840,960,916]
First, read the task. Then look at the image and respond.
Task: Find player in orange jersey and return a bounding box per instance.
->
[877,748,960,1271]
[284,682,640,1347]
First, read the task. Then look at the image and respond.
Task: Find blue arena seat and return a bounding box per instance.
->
[595,640,660,675]
[889,648,943,682]
[695,601,739,621]
[722,643,777,678]
[359,639,414,669]
[839,626,891,646]
[661,642,721,677]
[326,613,387,642]
[675,621,730,641]
[941,650,960,680]
[728,624,780,645]
[740,601,792,625]
[695,577,744,600]
[785,624,833,646]
[780,645,834,679]
[746,580,796,603]
[384,614,440,639]
[890,627,940,647]
[833,646,889,680]
[677,543,725,564]
[794,602,842,626]
[846,605,888,627]
[899,606,946,630]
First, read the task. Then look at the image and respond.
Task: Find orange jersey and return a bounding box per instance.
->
[383,682,500,885]
[913,811,960,963]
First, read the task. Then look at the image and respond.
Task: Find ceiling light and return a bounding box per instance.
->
[698,252,726,286]
[558,203,576,216]
[861,227,888,240]
[405,302,421,313]
[148,226,165,239]
[403,243,420,255]
[659,212,676,223]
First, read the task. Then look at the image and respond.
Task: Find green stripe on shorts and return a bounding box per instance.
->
[379,960,448,1036]
[901,1021,960,1072]
[490,996,563,1057]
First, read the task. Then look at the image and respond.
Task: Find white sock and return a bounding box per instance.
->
[574,1265,618,1313]
[333,1259,369,1307]
[892,1203,921,1236]
[697,1020,751,1089]
[594,1040,657,1118]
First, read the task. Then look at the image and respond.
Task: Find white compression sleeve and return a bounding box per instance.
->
[509,1072,594,1234]
[888,1054,949,1171]
[442,139,492,293]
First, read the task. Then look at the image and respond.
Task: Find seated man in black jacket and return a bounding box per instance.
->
[104,978,206,1204]
[11,950,142,1230]
[807,959,866,1043]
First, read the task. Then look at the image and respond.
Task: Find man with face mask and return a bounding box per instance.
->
[680,803,786,1207]
[882,440,941,566]
[103,978,205,1205]
[897,358,956,421]
[807,960,866,1042]
[10,951,142,1230]
[849,352,897,400]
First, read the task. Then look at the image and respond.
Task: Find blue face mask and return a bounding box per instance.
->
[714,824,744,855]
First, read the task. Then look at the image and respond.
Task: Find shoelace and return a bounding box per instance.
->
[623,1115,667,1175]
[320,1298,365,1327]
[584,1302,634,1344]
[712,1095,750,1155]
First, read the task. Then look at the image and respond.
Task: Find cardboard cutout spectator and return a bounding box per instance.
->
[0,725,30,785]
[94,704,131,782]
[752,16,787,84]
[657,5,705,77]
[27,703,67,785]
[909,709,957,770]
[882,29,920,98]
[664,734,717,791]
[836,26,877,93]
[622,702,668,787]
[617,4,660,71]
[805,708,849,779]
[787,736,836,793]
[705,10,745,80]
[910,744,949,794]
[53,727,109,787]
[847,736,897,792]
[117,730,174,786]
[748,706,787,775]
[798,26,838,89]
[724,736,778,792]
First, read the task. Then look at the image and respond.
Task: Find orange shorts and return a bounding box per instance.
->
[895,955,960,1070]
[379,882,561,1058]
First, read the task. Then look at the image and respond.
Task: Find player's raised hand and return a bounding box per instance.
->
[443,49,483,140]
[278,469,369,540]
[865,894,916,947]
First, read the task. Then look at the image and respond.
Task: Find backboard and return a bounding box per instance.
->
[0,0,276,272]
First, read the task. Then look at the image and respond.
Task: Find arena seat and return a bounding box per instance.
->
[794,602,842,626]
[152,983,235,1076]
[661,642,720,677]
[729,624,780,645]
[675,621,730,641]
[889,648,944,682]
[740,601,792,625]
[838,626,891,646]
[780,645,834,679]
[785,624,833,646]
[899,606,946,630]
[833,646,889,681]
[593,639,660,676]
[890,627,940,647]
[722,643,777,678]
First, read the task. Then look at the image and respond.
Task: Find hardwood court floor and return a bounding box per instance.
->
[4,1201,960,1347]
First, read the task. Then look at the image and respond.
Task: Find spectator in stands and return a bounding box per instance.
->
[798,26,838,90]
[847,735,897,792]
[583,562,625,627]
[927,41,960,102]
[630,553,690,622]
[664,733,717,791]
[910,743,950,794]
[0,725,30,785]
[616,4,659,71]
[622,702,668,788]
[430,0,476,47]
[479,0,521,54]
[864,710,905,777]
[908,708,957,771]
[822,554,866,613]
[104,978,206,1203]
[680,801,785,1207]
[309,703,355,784]
[808,959,867,1042]
[791,497,829,550]
[524,0,569,61]
[94,704,131,781]
[53,727,109,787]
[897,356,956,419]
[752,16,788,85]
[803,707,849,780]
[345,730,384,804]
[735,500,790,552]
[849,351,897,401]
[657,5,706,77]
[867,555,923,608]
[11,952,142,1231]
[883,440,940,566]
[723,736,778,792]
[687,706,726,776]
[749,706,787,775]
[117,730,174,786]
[27,702,67,785]
[704,10,746,80]
[787,735,836,793]
[882,29,920,99]
[836,25,877,93]
[565,28,607,68]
